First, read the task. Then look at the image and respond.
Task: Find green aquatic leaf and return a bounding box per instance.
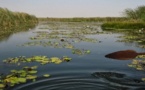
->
[142,78,145,81]
[26,75,37,80]
[63,56,72,62]
[17,70,26,74]
[5,77,18,85]
[85,50,91,54]
[28,70,37,74]
[31,66,38,69]
[43,74,50,78]
[136,67,144,70]
[10,70,17,73]
[0,84,5,88]
[132,60,138,64]
[26,58,32,62]
[51,57,62,64]
[136,55,145,59]
[18,78,26,83]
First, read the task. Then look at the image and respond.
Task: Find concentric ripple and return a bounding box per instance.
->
[8,72,145,90]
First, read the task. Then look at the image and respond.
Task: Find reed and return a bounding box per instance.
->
[0,7,38,29]
[101,21,145,30]
[0,7,38,39]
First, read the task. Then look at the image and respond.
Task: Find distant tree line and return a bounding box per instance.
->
[123,5,145,21]
[39,17,129,22]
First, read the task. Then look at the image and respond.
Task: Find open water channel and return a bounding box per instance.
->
[0,22,145,90]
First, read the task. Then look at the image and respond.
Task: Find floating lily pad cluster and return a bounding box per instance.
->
[21,41,74,49]
[128,55,145,71]
[128,55,145,82]
[3,56,72,65]
[19,22,103,55]
[0,66,50,90]
[117,31,145,48]
[72,49,91,55]
[0,55,71,90]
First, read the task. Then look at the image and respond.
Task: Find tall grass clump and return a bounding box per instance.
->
[0,7,38,29]
[101,21,145,30]
[101,5,145,31]
[0,7,38,39]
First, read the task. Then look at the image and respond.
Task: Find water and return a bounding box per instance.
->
[0,22,145,90]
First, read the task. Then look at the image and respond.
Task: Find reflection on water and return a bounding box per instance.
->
[0,22,145,90]
[0,24,37,42]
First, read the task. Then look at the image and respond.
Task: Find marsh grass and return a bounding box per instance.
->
[101,21,145,30]
[0,8,38,28]
[0,7,38,40]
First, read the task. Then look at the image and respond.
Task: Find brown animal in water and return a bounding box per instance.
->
[60,39,64,42]
[105,50,145,60]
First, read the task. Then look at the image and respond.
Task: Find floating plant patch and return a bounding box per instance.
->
[19,22,101,50]
[3,56,72,65]
[43,74,50,78]
[128,55,145,82]
[128,60,144,70]
[72,49,91,55]
[117,31,145,49]
[0,66,41,90]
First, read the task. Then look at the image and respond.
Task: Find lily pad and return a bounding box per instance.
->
[28,70,37,74]
[51,57,62,64]
[18,78,26,83]
[0,84,5,88]
[43,74,50,78]
[26,75,37,80]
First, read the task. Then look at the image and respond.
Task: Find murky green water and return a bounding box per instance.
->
[0,22,145,90]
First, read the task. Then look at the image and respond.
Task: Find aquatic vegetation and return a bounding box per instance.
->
[62,56,72,62]
[72,49,91,55]
[0,66,39,90]
[0,7,38,41]
[18,22,101,57]
[3,56,72,65]
[0,7,38,31]
[43,74,50,78]
[128,59,145,70]
[1,55,72,90]
[102,21,145,30]
[128,55,145,82]
[116,30,145,48]
[128,55,145,70]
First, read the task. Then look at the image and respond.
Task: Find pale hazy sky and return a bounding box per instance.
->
[0,0,145,18]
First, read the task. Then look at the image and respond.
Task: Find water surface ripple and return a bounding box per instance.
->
[10,72,145,90]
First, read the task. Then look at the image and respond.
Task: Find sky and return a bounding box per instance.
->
[0,0,145,18]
